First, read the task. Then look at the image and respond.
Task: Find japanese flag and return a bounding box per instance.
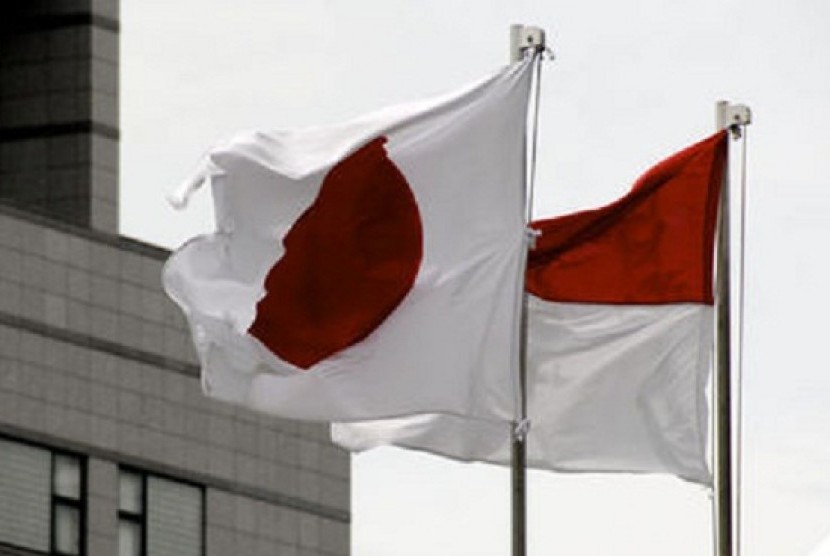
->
[163,58,536,422]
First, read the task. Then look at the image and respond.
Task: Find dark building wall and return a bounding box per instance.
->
[0,1,118,233]
[0,206,350,555]
[0,2,350,555]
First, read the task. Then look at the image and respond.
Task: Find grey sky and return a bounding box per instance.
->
[122,1,830,553]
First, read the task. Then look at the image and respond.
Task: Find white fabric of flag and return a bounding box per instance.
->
[334,301,712,484]
[163,58,535,422]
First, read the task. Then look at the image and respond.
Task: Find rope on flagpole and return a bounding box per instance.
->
[514,47,546,556]
[525,48,548,224]
[734,124,749,556]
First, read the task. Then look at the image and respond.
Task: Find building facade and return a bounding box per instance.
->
[0,2,350,555]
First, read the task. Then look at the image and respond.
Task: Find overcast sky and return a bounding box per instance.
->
[122,1,830,554]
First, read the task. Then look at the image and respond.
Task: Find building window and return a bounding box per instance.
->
[118,469,204,556]
[52,454,84,555]
[0,437,85,555]
[118,470,143,556]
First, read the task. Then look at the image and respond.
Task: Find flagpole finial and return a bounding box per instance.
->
[510,25,547,62]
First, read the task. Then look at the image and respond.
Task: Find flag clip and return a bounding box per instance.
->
[513,418,531,440]
[525,227,542,249]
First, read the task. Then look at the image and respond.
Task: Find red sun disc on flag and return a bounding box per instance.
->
[248,137,423,370]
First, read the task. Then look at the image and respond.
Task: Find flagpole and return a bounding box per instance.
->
[714,101,751,556]
[510,24,546,556]
[512,297,529,556]
[510,25,529,556]
[714,99,734,556]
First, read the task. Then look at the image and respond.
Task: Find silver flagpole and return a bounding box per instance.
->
[509,24,546,556]
[714,101,751,556]
[512,301,529,556]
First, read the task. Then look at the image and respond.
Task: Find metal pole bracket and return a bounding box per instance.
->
[717,101,752,139]
[510,24,547,62]
[724,104,752,127]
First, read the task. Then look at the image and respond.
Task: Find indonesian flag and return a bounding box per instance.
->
[163,59,535,422]
[333,131,728,485]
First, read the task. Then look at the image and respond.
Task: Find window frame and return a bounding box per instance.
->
[0,434,87,556]
[50,452,86,556]
[117,466,205,556]
[117,468,146,556]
